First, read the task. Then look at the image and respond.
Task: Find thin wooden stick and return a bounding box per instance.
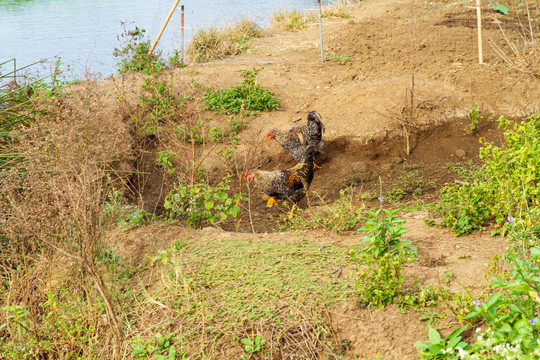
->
[181,5,185,63]
[476,0,484,64]
[148,0,181,56]
[318,0,324,64]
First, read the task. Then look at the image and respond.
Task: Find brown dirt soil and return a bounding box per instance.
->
[73,0,538,358]
[111,215,507,360]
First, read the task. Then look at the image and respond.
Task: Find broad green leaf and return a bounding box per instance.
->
[204,200,214,210]
[499,323,512,333]
[428,327,441,344]
[447,335,461,349]
[414,341,430,350]
[492,3,509,15]
[486,292,502,308]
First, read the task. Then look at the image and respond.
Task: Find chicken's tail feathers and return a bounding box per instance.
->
[308,111,325,133]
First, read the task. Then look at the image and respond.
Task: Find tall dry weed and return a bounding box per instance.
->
[0,81,134,358]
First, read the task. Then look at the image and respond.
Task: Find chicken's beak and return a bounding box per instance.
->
[265,133,275,141]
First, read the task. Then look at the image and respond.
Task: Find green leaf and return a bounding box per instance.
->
[428,327,442,344]
[414,341,430,349]
[204,200,214,210]
[486,292,502,308]
[229,206,241,217]
[499,322,512,333]
[531,248,540,256]
[492,3,509,15]
[447,335,461,349]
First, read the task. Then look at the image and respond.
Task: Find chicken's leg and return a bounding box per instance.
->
[288,203,297,219]
[267,197,276,207]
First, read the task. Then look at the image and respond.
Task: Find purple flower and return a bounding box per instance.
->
[529,318,536,326]
[507,216,515,223]
[472,299,481,306]
[378,196,384,202]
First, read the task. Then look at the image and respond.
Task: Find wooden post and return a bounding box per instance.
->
[181,5,185,63]
[318,0,324,64]
[476,0,483,64]
[148,0,181,56]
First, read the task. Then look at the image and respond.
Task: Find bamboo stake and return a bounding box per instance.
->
[476,0,484,64]
[148,0,181,56]
[318,0,324,64]
[181,5,185,63]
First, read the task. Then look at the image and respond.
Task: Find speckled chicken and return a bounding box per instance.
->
[266,111,325,163]
[245,147,317,211]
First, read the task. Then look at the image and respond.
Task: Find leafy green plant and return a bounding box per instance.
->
[357,208,411,257]
[131,332,184,360]
[414,326,470,359]
[439,114,540,236]
[466,103,482,132]
[240,334,266,354]
[350,209,412,308]
[164,176,247,228]
[168,49,186,67]
[398,284,450,310]
[113,26,165,74]
[438,181,489,236]
[460,248,540,358]
[157,149,177,177]
[388,170,433,200]
[138,76,184,136]
[203,67,279,114]
[442,270,453,284]
[350,251,405,308]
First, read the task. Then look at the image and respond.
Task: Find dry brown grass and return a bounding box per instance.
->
[187,18,261,63]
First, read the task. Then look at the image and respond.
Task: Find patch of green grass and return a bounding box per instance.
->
[325,54,352,63]
[136,237,356,358]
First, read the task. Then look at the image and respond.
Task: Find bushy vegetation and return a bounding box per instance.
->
[349,208,411,308]
[113,26,165,75]
[203,67,279,114]
[439,114,540,236]
[164,176,247,228]
[414,113,540,359]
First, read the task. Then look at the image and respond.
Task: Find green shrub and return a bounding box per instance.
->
[350,251,405,308]
[357,208,411,257]
[439,114,540,236]
[350,209,411,308]
[164,176,247,228]
[420,247,540,359]
[203,67,279,114]
[414,326,470,359]
[113,26,165,74]
[138,75,184,136]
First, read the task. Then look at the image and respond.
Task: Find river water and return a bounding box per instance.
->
[0,0,330,79]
